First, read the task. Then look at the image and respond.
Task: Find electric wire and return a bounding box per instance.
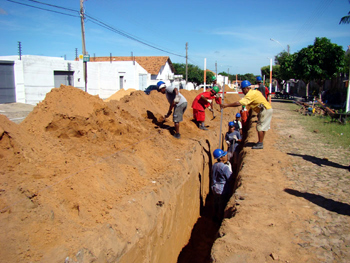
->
[6,0,186,59]
[26,0,78,13]
[85,14,186,58]
[6,0,80,17]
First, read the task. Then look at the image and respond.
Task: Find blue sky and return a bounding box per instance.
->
[0,0,349,75]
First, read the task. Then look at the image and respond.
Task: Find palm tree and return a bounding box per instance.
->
[339,0,350,24]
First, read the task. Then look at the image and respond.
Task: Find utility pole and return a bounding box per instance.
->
[185,42,188,84]
[215,61,217,77]
[228,68,230,86]
[18,41,22,60]
[75,48,78,60]
[80,0,87,92]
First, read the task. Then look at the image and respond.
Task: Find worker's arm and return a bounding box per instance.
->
[220,101,241,109]
[165,103,175,118]
[200,95,211,104]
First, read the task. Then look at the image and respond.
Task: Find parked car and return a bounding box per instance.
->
[144,85,158,95]
[197,84,212,90]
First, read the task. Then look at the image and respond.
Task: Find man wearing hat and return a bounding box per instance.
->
[192,86,221,130]
[212,148,233,223]
[221,80,272,149]
[157,81,187,139]
[256,76,270,100]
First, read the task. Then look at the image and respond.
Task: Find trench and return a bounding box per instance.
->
[176,129,247,263]
[114,117,250,263]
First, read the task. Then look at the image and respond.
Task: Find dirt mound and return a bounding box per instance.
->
[104,88,136,102]
[0,85,242,262]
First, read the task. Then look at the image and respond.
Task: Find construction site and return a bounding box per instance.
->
[1,85,350,263]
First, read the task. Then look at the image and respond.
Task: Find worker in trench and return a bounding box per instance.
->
[211,149,233,224]
[191,86,221,130]
[220,80,273,149]
[157,81,187,139]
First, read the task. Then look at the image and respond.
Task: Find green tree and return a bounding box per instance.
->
[339,0,350,24]
[293,37,344,97]
[173,63,207,85]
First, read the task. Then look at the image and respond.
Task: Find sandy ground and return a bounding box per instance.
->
[211,100,350,263]
[0,86,241,262]
[1,88,350,263]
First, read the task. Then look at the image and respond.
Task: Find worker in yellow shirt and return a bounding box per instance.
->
[220,80,273,149]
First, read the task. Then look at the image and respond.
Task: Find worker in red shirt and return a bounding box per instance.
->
[192,86,221,130]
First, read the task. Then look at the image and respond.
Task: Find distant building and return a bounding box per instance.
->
[91,56,175,86]
[0,55,148,104]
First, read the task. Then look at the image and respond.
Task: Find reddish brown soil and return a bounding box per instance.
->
[0,86,240,262]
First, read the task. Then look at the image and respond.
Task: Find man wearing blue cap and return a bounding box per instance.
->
[157,81,187,139]
[221,80,272,149]
[212,149,233,223]
[256,76,269,100]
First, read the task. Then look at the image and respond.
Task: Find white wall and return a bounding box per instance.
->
[0,55,148,104]
[87,61,147,99]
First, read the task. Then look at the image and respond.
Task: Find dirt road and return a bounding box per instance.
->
[211,100,350,262]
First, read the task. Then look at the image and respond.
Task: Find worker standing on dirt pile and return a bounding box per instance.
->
[212,149,233,223]
[157,81,187,139]
[191,86,221,130]
[212,75,222,89]
[256,76,270,100]
[221,80,273,150]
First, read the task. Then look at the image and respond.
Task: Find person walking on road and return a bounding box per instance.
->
[192,86,221,130]
[157,81,187,139]
[221,80,272,149]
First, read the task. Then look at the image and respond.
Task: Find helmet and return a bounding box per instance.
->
[211,75,217,81]
[256,76,263,82]
[213,149,227,159]
[241,80,251,89]
[228,121,234,127]
[236,113,241,118]
[157,81,166,89]
[212,86,220,93]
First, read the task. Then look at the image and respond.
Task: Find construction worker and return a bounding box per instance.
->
[221,80,272,149]
[256,76,270,100]
[240,105,249,132]
[233,113,243,135]
[211,149,233,223]
[157,81,187,139]
[225,121,242,164]
[192,86,221,130]
[212,75,222,89]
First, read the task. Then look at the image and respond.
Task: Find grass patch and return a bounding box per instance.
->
[288,102,350,149]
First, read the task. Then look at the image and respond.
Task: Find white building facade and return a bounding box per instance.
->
[0,55,148,104]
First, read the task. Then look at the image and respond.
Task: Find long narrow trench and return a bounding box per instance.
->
[177,152,242,263]
[177,120,249,263]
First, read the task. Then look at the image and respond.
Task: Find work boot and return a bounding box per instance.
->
[252,142,263,149]
[199,126,208,130]
[173,133,181,139]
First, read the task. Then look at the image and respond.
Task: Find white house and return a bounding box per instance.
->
[0,55,148,104]
[90,56,175,87]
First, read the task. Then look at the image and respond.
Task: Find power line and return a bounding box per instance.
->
[26,0,78,13]
[6,0,79,17]
[6,0,186,58]
[85,14,186,58]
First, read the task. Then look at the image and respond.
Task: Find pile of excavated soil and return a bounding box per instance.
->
[104,88,136,102]
[0,85,241,262]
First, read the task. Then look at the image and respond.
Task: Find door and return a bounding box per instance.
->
[54,71,74,88]
[139,74,147,90]
[119,76,124,90]
[0,62,16,104]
